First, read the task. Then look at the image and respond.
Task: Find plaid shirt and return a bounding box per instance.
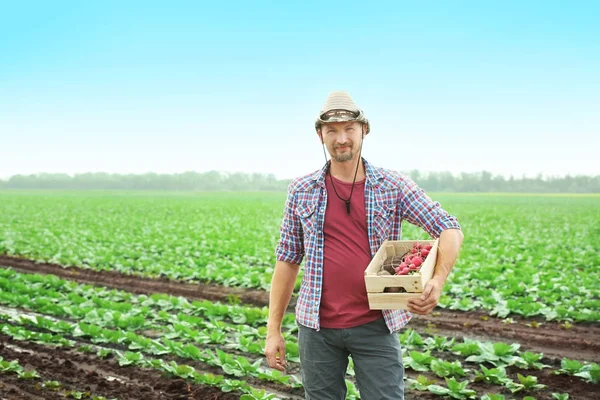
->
[275,158,461,333]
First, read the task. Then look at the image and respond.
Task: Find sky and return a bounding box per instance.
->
[1,0,599,181]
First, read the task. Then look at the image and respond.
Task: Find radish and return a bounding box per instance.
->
[380,242,435,277]
[411,256,423,267]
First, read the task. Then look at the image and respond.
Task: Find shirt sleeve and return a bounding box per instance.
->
[275,184,305,265]
[400,176,461,238]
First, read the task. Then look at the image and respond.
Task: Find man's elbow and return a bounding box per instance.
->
[456,228,464,242]
[441,227,464,243]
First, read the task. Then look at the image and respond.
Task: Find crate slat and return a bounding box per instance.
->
[367,293,420,310]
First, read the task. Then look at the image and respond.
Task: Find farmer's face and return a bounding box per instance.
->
[319,121,364,163]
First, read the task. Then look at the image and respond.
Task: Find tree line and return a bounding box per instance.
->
[0,170,598,193]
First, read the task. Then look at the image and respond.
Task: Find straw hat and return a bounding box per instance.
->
[314,90,371,134]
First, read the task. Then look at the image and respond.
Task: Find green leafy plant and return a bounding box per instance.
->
[430,359,467,378]
[505,373,546,393]
[117,351,144,366]
[18,370,40,379]
[425,335,456,351]
[480,395,505,400]
[474,365,512,385]
[399,328,425,348]
[43,380,62,389]
[554,358,599,383]
[465,342,525,367]
[557,358,584,375]
[574,363,600,384]
[403,350,435,372]
[427,377,476,399]
[452,339,481,357]
[519,351,550,370]
[408,375,437,391]
[0,358,22,373]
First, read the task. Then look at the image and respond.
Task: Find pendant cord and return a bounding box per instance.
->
[321,128,365,215]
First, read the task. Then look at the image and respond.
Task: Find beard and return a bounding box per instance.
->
[333,150,354,162]
[330,143,355,162]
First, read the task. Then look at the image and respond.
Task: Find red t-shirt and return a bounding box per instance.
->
[319,173,383,328]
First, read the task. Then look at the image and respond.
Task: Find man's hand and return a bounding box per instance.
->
[264,332,287,372]
[408,277,444,315]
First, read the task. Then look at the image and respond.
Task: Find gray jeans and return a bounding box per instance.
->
[298,317,404,400]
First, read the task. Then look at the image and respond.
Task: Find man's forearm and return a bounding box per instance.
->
[432,228,464,284]
[267,260,300,334]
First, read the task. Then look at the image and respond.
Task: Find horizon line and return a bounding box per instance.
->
[1,169,598,181]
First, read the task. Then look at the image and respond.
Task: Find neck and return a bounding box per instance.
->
[329,157,365,183]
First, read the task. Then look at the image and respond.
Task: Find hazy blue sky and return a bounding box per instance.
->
[1,1,598,180]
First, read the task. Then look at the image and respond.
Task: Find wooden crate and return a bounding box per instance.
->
[364,238,439,310]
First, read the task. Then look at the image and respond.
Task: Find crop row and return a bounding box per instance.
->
[0,311,302,389]
[0,323,281,400]
[1,267,597,385]
[2,318,582,400]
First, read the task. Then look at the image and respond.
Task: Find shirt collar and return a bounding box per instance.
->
[312,158,383,188]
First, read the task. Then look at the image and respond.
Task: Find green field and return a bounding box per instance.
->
[0,190,598,399]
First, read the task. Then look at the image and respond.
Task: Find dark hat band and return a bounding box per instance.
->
[320,109,358,121]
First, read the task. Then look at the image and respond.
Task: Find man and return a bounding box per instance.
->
[265,91,464,399]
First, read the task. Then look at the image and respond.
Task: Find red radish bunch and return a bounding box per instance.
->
[393,242,433,275]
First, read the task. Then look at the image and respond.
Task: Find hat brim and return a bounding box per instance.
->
[315,110,370,134]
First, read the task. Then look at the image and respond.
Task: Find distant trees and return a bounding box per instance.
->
[0,170,598,193]
[0,171,289,191]
[402,170,599,193]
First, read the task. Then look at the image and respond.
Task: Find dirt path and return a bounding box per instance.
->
[0,254,269,307]
[0,378,49,400]
[409,311,599,362]
[2,254,599,364]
